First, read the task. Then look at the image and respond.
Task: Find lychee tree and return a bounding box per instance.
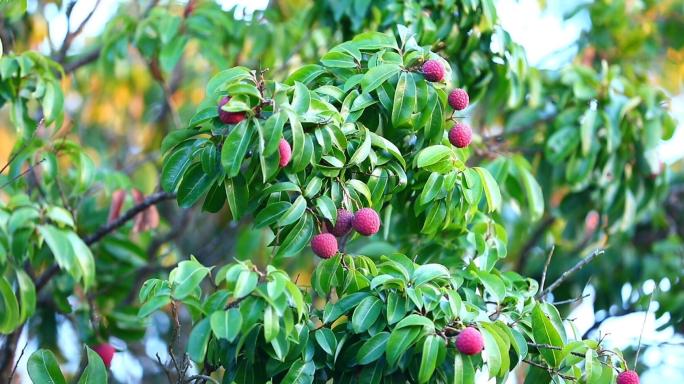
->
[130,30,635,383]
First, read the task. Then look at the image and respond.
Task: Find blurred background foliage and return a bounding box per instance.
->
[0,0,682,382]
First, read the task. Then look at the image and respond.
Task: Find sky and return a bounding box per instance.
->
[18,0,684,383]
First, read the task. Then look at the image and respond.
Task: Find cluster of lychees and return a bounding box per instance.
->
[218,96,292,167]
[421,60,473,149]
[310,208,381,258]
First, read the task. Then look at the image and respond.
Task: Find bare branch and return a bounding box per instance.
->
[539,245,555,295]
[523,358,576,381]
[539,248,605,299]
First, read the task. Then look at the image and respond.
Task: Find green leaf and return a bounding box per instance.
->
[321,50,357,68]
[280,358,315,384]
[476,271,505,302]
[416,146,451,168]
[323,292,369,323]
[27,349,66,384]
[292,82,311,114]
[65,232,96,290]
[221,120,254,177]
[225,175,249,220]
[395,314,434,333]
[37,225,79,281]
[161,146,192,192]
[531,304,564,367]
[277,195,307,227]
[170,257,210,300]
[15,270,35,323]
[234,270,258,299]
[254,201,291,228]
[46,206,74,228]
[511,157,544,221]
[349,128,372,165]
[352,296,383,333]
[412,264,450,286]
[275,214,314,258]
[210,308,242,342]
[580,106,597,155]
[78,347,108,384]
[385,326,421,367]
[453,354,475,384]
[480,326,502,378]
[177,163,215,208]
[0,275,20,333]
[474,167,502,212]
[315,196,337,222]
[361,64,400,93]
[391,72,416,128]
[357,331,390,365]
[263,305,280,342]
[418,335,443,383]
[205,67,252,97]
[314,328,337,355]
[137,294,171,318]
[187,318,211,363]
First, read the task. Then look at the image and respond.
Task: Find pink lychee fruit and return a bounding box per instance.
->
[218,96,247,124]
[327,209,354,237]
[448,88,469,111]
[93,343,116,368]
[617,370,640,384]
[455,327,484,355]
[422,59,445,82]
[278,139,292,168]
[311,233,338,259]
[448,122,472,148]
[584,210,600,235]
[352,208,381,236]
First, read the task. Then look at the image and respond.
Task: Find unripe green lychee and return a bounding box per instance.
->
[455,327,484,355]
[352,208,381,236]
[327,209,354,237]
[448,122,472,148]
[448,88,469,111]
[617,370,639,384]
[422,60,445,82]
[93,343,116,368]
[311,233,338,259]
[278,139,292,168]
[218,96,247,124]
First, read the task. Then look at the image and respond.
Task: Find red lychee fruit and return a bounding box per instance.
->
[352,208,381,236]
[584,210,600,235]
[218,96,247,125]
[422,59,445,82]
[92,343,116,368]
[327,209,354,237]
[448,122,472,148]
[278,139,292,168]
[448,88,469,111]
[455,327,484,355]
[617,370,640,384]
[311,233,338,259]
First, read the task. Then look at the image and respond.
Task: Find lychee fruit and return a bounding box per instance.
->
[352,208,381,236]
[218,96,247,124]
[448,122,472,148]
[327,209,354,237]
[617,370,639,384]
[422,60,445,82]
[278,139,292,168]
[448,88,469,111]
[455,327,484,355]
[92,343,116,368]
[584,210,600,235]
[311,233,338,259]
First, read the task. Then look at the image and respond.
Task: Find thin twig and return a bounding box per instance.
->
[634,288,656,367]
[553,294,590,306]
[523,358,576,381]
[539,249,605,299]
[539,245,555,295]
[0,159,46,190]
[8,338,28,383]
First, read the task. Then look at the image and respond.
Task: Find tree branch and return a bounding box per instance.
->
[515,216,556,272]
[34,191,176,292]
[523,358,576,381]
[538,248,604,299]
